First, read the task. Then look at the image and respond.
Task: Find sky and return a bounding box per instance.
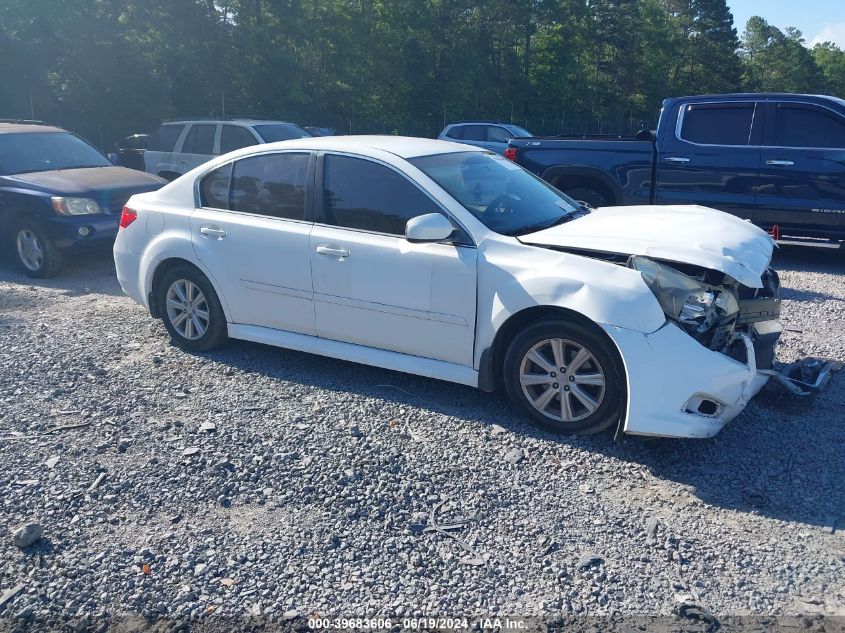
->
[727,0,845,48]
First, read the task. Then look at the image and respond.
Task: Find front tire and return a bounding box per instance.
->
[157,265,227,352]
[11,219,65,278]
[503,319,624,435]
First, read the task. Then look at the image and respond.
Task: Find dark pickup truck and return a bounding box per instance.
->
[506,93,845,245]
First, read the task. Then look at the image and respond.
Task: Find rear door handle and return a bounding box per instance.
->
[664,156,691,163]
[316,245,350,259]
[766,160,794,166]
[200,226,227,239]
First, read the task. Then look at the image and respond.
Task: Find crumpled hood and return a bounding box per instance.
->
[5,166,163,196]
[519,204,775,288]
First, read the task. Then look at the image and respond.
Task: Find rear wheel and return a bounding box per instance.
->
[157,265,227,352]
[563,186,611,209]
[503,319,624,435]
[12,219,64,278]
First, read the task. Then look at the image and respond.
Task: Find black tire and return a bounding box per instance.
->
[503,318,624,435]
[564,186,612,209]
[11,218,65,278]
[157,264,228,352]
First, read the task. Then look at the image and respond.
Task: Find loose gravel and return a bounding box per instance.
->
[0,247,843,630]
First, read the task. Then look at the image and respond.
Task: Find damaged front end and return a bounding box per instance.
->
[628,256,782,372]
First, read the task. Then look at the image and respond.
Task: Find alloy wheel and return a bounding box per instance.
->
[519,338,606,423]
[165,279,210,341]
[16,229,44,272]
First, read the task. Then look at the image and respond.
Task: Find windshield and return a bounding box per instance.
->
[253,124,312,142]
[0,132,111,175]
[409,151,581,236]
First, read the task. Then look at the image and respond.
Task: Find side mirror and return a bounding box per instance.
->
[405,213,455,243]
[107,152,118,164]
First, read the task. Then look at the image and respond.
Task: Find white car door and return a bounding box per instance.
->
[190,151,316,335]
[310,153,477,366]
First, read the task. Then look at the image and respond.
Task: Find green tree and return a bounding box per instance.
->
[663,0,743,94]
[741,17,824,93]
[812,42,845,97]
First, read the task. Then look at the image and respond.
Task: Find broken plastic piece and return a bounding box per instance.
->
[759,357,841,396]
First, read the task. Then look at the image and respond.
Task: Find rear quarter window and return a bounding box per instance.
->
[773,105,845,148]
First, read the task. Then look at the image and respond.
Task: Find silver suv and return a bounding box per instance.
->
[144,118,311,181]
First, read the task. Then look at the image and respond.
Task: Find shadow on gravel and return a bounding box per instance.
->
[0,250,122,296]
[200,332,844,531]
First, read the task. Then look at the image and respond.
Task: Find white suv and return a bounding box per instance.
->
[115,136,782,438]
[143,118,311,181]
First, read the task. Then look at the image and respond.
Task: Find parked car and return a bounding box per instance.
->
[304,126,336,137]
[112,133,149,171]
[0,122,164,277]
[505,93,845,246]
[438,121,532,154]
[144,118,311,181]
[114,136,782,439]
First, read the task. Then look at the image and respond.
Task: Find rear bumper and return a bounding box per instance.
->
[602,321,779,439]
[113,235,147,308]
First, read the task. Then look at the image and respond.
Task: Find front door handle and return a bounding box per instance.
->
[664,156,691,163]
[200,226,227,239]
[316,245,350,259]
[766,160,794,166]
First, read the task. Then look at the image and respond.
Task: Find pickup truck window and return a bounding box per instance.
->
[680,103,754,146]
[410,151,581,236]
[773,105,845,149]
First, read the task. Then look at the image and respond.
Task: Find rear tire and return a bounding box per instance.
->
[11,218,64,278]
[157,264,227,352]
[503,318,624,435]
[564,186,612,209]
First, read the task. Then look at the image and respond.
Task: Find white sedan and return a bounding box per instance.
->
[114,136,782,438]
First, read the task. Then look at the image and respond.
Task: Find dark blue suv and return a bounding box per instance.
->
[0,122,164,277]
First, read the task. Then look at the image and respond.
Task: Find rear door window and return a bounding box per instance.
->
[680,103,755,145]
[220,125,258,154]
[445,126,465,140]
[772,105,845,148]
[148,125,184,152]
[182,124,216,155]
[460,125,488,142]
[230,153,310,220]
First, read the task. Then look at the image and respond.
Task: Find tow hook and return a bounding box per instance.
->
[759,358,842,396]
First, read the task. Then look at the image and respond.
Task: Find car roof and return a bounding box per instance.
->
[0,123,65,134]
[447,121,516,127]
[161,119,299,125]
[251,135,486,159]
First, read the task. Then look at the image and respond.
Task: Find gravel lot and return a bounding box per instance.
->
[0,246,843,630]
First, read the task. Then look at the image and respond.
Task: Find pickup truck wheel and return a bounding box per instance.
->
[564,186,610,209]
[503,319,624,435]
[11,219,65,278]
[157,265,227,352]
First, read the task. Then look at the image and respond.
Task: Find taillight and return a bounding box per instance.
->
[504,147,517,161]
[119,206,138,229]
[768,224,781,241]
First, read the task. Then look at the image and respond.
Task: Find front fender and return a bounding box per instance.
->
[475,240,666,367]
